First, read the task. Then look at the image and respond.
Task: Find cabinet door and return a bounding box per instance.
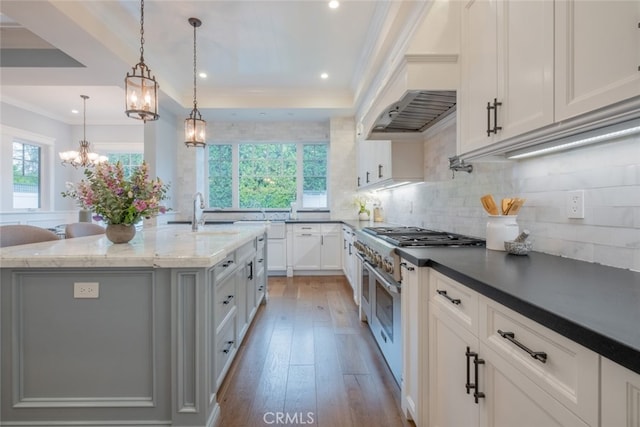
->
[601,357,640,427]
[342,229,351,278]
[429,301,480,427]
[292,233,322,269]
[320,232,341,270]
[555,0,640,121]
[480,343,590,427]
[459,0,499,153]
[373,140,392,184]
[401,261,423,423]
[267,238,286,271]
[235,266,248,342]
[497,0,554,140]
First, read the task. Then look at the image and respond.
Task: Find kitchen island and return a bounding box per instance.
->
[0,224,268,427]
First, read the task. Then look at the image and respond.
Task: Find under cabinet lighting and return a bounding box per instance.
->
[506,119,640,160]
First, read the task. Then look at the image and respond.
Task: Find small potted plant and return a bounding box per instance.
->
[355,195,371,220]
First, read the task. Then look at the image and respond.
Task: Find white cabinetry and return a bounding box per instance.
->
[601,357,640,427]
[357,139,423,190]
[266,223,286,273]
[342,225,356,285]
[291,223,342,271]
[459,0,554,154]
[555,0,640,121]
[400,260,427,425]
[428,270,597,427]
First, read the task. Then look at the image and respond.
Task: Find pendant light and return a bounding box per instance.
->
[125,0,159,122]
[59,95,107,168]
[184,17,206,147]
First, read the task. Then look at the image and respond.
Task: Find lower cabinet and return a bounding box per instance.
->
[291,223,342,271]
[601,357,640,427]
[418,268,601,427]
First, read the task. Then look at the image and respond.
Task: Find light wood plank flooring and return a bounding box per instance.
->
[217,275,415,427]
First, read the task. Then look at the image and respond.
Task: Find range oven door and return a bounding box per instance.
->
[365,262,402,385]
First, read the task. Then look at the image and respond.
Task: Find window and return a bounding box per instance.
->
[107,153,143,178]
[207,142,328,209]
[12,140,41,209]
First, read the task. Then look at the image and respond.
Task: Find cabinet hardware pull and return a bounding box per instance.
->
[436,289,461,305]
[465,346,475,394]
[380,330,387,343]
[492,98,502,134]
[473,353,486,403]
[486,101,492,136]
[348,243,352,255]
[222,340,234,354]
[400,262,414,271]
[366,171,370,183]
[258,258,264,263]
[357,176,361,187]
[344,238,347,250]
[258,237,265,242]
[222,295,234,305]
[497,330,547,363]
[248,261,253,280]
[222,260,234,268]
[378,164,383,178]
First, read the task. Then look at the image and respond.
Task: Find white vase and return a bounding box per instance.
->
[486,215,519,251]
[359,211,369,221]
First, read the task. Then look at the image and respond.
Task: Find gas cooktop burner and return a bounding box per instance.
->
[362,227,485,248]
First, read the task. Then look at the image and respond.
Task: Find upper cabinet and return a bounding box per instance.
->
[459,0,554,154]
[356,139,423,190]
[458,0,640,158]
[555,0,640,121]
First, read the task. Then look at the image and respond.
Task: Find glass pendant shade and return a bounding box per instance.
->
[124,0,159,122]
[185,111,206,147]
[125,64,159,122]
[184,17,206,147]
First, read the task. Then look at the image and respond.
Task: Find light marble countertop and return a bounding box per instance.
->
[0,224,267,269]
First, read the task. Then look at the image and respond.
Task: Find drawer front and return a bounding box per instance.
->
[321,223,342,234]
[293,223,321,233]
[215,313,237,388]
[213,254,236,282]
[480,296,598,426]
[429,270,479,334]
[215,274,236,330]
[257,234,266,252]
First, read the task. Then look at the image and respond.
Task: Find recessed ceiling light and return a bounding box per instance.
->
[199,72,207,79]
[328,1,339,9]
[71,109,79,114]
[320,72,329,79]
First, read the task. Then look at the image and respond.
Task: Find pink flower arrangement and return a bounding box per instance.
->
[62,161,170,226]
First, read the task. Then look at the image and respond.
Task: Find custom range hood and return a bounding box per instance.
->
[371,90,457,134]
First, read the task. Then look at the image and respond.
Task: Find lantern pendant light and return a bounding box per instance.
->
[184,17,206,147]
[125,0,159,122]
[59,95,108,168]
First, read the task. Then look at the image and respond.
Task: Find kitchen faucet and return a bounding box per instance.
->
[192,192,205,231]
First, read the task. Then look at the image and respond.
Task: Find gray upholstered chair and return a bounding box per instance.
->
[64,222,106,238]
[0,224,60,248]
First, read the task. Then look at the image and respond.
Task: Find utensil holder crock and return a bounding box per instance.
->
[486,215,519,251]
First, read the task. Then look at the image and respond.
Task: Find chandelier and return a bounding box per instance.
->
[125,0,159,122]
[184,17,206,147]
[59,95,107,168]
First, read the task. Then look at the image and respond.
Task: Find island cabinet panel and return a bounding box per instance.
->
[1,268,173,422]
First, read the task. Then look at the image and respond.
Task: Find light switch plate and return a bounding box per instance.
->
[74,282,99,298]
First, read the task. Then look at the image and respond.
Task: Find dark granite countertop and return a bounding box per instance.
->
[396,246,640,374]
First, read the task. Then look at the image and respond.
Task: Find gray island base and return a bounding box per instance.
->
[0,224,268,427]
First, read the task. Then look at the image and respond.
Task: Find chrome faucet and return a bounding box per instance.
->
[192,192,205,231]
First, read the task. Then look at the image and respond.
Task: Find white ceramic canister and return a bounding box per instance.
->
[486,215,519,251]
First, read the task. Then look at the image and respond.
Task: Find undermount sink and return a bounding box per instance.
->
[233,220,285,239]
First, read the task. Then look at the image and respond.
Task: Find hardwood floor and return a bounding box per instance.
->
[217,275,415,427]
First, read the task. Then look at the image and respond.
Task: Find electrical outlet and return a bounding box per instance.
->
[566,190,585,219]
[74,282,99,299]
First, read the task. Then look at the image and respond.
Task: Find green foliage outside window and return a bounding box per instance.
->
[209,145,233,208]
[107,153,143,178]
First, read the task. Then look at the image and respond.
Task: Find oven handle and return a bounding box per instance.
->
[365,260,401,294]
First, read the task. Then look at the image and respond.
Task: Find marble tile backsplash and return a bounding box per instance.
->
[377,119,640,271]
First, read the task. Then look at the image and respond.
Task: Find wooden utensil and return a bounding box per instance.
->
[501,198,513,215]
[506,197,525,215]
[480,194,500,215]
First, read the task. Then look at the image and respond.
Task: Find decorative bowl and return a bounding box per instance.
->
[504,240,532,256]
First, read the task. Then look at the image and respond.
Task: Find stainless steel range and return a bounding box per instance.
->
[354,226,484,385]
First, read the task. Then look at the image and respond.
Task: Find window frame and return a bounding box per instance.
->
[1,125,55,212]
[206,140,329,210]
